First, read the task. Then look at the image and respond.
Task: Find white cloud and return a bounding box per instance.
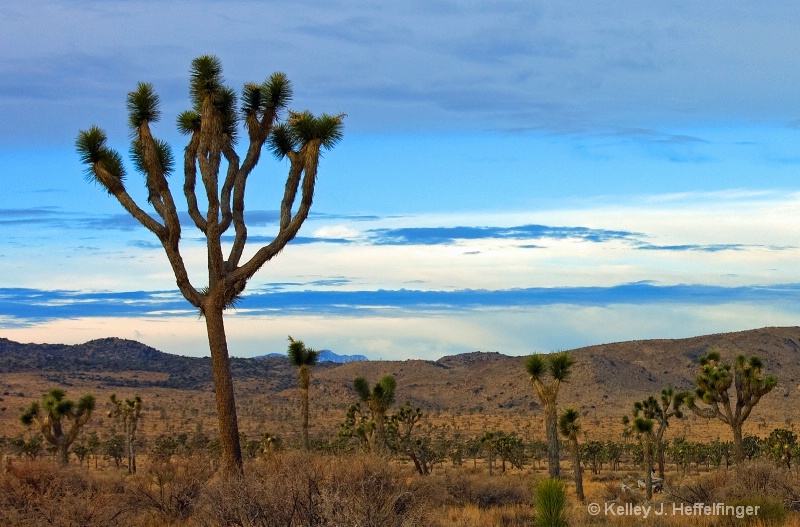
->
[4,301,798,361]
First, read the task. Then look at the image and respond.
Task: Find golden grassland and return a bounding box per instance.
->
[1,451,799,527]
[0,369,782,450]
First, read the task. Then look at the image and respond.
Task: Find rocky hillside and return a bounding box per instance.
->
[1,327,798,421]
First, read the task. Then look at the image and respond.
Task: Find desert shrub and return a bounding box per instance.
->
[718,496,787,527]
[726,461,797,500]
[668,468,730,504]
[602,480,642,505]
[192,451,434,527]
[132,454,216,524]
[670,461,799,505]
[668,461,800,527]
[442,469,531,509]
[533,478,567,527]
[0,458,134,527]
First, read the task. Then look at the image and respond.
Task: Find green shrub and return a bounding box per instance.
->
[534,478,567,527]
[721,497,786,527]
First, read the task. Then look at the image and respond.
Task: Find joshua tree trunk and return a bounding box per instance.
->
[57,441,69,466]
[732,423,744,463]
[570,438,584,502]
[643,436,653,500]
[301,384,310,450]
[544,403,561,478]
[205,301,242,475]
[374,412,386,454]
[128,417,138,474]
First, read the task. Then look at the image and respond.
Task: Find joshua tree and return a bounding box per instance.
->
[526,351,574,478]
[108,394,142,474]
[630,387,687,478]
[632,416,655,500]
[387,402,441,475]
[480,431,497,476]
[287,336,320,450]
[350,375,396,452]
[766,428,796,469]
[76,56,344,475]
[20,389,96,465]
[558,407,585,502]
[684,350,777,463]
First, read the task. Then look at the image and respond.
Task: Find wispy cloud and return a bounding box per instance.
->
[368,224,640,245]
[4,283,800,326]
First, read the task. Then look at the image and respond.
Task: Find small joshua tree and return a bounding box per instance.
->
[631,387,687,478]
[387,402,441,475]
[684,350,777,463]
[287,336,320,450]
[343,375,396,453]
[20,389,96,465]
[526,351,574,478]
[632,416,655,500]
[109,394,142,473]
[558,407,584,502]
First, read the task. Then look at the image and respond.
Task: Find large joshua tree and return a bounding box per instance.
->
[684,350,776,463]
[76,56,344,475]
[287,336,320,450]
[526,351,574,478]
[21,389,96,465]
[558,407,584,502]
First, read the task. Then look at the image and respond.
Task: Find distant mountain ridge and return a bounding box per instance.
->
[1,327,799,425]
[259,349,369,363]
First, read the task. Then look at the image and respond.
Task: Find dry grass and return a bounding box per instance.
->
[2,454,800,527]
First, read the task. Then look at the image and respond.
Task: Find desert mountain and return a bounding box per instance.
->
[1,327,798,432]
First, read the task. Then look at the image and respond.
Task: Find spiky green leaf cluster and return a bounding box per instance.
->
[241,73,292,118]
[287,336,320,367]
[177,110,201,135]
[127,82,160,129]
[735,354,778,392]
[353,375,396,413]
[131,138,174,178]
[633,416,654,434]
[20,401,40,426]
[20,389,96,426]
[695,351,733,403]
[186,55,240,140]
[526,351,574,383]
[558,407,581,439]
[76,126,126,193]
[534,478,568,527]
[190,55,224,107]
[268,112,345,159]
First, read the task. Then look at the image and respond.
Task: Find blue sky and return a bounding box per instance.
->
[2,1,800,359]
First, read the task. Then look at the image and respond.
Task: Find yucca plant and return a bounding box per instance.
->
[287,336,320,450]
[20,388,95,465]
[534,477,567,527]
[76,56,344,476]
